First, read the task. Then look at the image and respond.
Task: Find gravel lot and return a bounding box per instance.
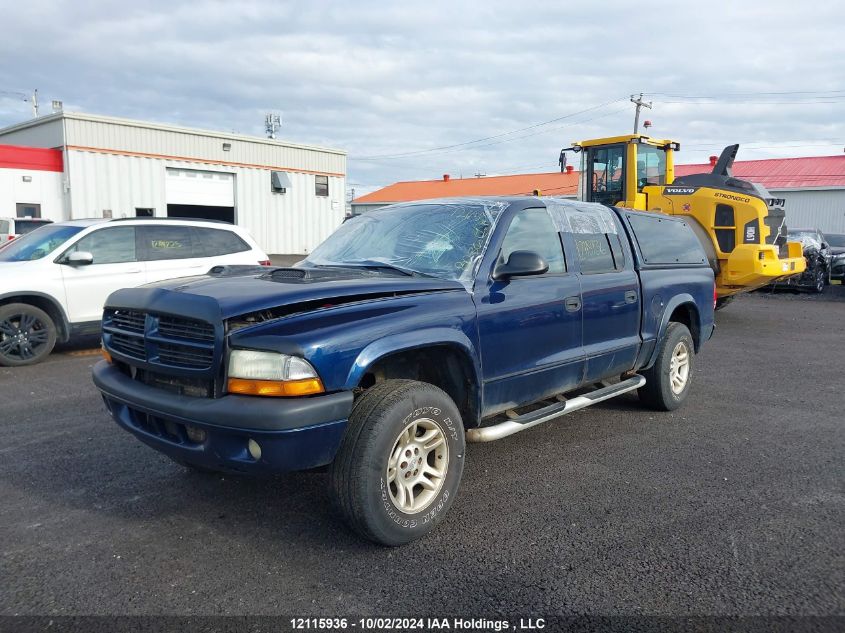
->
[1,288,842,625]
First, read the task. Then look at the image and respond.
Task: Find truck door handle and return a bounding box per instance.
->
[564,296,581,312]
[625,291,638,304]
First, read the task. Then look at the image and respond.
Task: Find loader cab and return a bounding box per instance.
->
[571,135,678,210]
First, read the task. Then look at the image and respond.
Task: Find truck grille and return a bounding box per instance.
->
[103,309,217,370]
[111,332,147,360]
[158,342,215,368]
[158,315,215,342]
[110,309,146,334]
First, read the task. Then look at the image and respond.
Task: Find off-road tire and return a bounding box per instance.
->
[329,379,465,546]
[0,303,58,367]
[638,322,694,411]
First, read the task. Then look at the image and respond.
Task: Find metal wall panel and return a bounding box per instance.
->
[63,115,346,176]
[66,150,167,219]
[772,189,845,234]
[0,167,66,221]
[66,149,345,253]
[235,167,345,255]
[0,118,65,149]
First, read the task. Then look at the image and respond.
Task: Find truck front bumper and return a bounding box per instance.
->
[93,361,353,474]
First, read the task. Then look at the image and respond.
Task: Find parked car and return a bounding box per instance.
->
[826,233,845,283]
[769,228,832,293]
[93,197,715,545]
[0,217,53,244]
[0,217,270,366]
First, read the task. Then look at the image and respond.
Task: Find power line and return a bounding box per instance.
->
[644,89,845,98]
[657,99,845,105]
[353,104,630,162]
[0,89,28,100]
[351,97,628,160]
[684,139,844,149]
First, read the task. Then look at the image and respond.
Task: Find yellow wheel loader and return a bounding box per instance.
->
[561,135,805,304]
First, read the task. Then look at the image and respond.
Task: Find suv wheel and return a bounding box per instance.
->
[0,303,58,367]
[330,379,465,546]
[638,322,694,411]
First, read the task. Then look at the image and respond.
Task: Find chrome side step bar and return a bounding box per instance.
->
[465,375,646,443]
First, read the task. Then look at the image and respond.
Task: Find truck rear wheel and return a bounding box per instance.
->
[638,322,694,411]
[0,303,57,367]
[329,379,465,546]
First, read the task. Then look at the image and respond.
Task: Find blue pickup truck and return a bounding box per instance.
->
[93,197,715,545]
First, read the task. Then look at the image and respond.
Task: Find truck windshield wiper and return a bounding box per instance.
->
[320,260,434,278]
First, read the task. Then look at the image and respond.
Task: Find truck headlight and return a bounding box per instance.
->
[227,350,324,397]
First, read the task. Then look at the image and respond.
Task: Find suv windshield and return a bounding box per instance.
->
[0,225,85,262]
[302,201,507,281]
[825,234,845,248]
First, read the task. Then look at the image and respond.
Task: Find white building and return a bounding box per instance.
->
[0,144,65,221]
[0,112,347,255]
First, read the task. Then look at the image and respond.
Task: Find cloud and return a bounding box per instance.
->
[1,0,843,193]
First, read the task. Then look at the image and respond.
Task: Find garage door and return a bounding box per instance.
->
[165,168,235,223]
[166,168,234,207]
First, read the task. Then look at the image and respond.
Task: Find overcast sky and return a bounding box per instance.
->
[1,0,843,196]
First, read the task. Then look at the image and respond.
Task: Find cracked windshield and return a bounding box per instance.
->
[302,201,507,281]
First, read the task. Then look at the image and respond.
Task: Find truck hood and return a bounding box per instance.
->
[107,267,466,320]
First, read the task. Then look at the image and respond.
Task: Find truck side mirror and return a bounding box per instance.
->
[64,251,94,266]
[493,250,549,280]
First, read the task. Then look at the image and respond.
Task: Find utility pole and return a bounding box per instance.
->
[630,93,651,134]
[31,89,39,118]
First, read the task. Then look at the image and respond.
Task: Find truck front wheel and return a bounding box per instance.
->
[638,322,694,411]
[329,379,465,546]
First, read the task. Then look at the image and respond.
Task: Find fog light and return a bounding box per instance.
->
[248,439,262,461]
[186,426,206,443]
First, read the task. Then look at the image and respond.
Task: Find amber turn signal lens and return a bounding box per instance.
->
[227,377,324,397]
[101,347,113,363]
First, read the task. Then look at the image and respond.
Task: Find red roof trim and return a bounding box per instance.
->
[0,144,64,172]
[356,155,845,203]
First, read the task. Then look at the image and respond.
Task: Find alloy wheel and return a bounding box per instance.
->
[386,417,449,514]
[0,312,51,362]
[669,341,690,395]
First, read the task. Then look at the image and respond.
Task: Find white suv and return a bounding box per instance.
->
[0,218,270,366]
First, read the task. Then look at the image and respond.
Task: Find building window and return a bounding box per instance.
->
[135,208,154,217]
[315,175,329,197]
[16,203,41,218]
